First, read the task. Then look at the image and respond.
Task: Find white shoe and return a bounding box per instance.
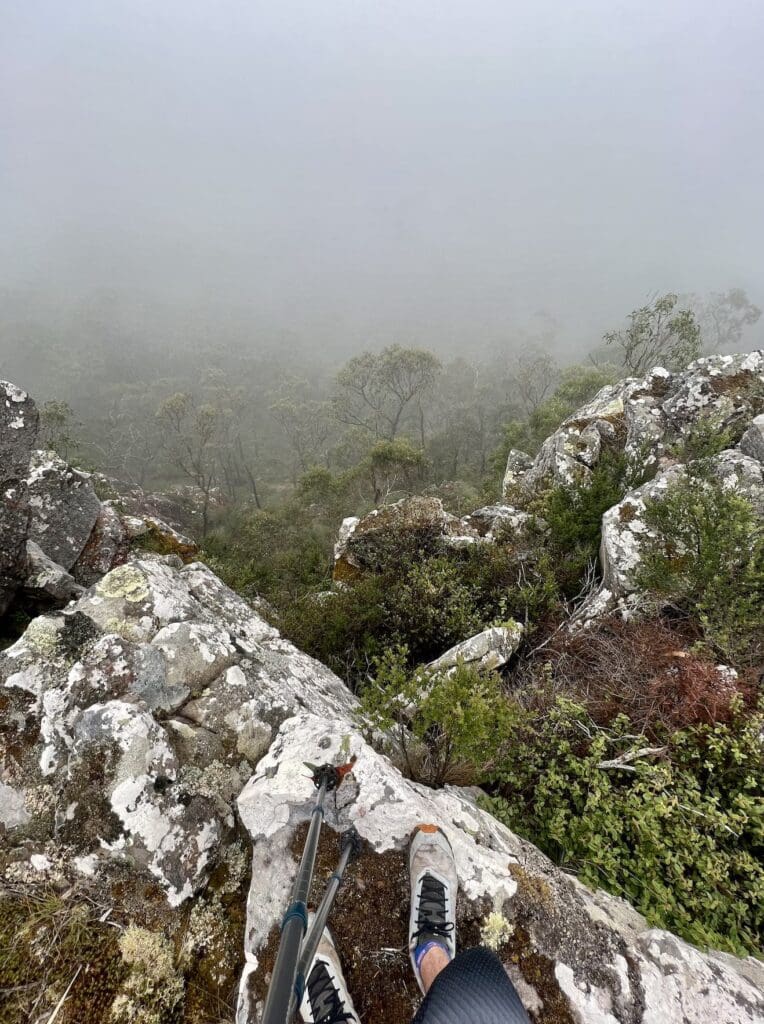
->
[299,921,359,1024]
[408,825,458,994]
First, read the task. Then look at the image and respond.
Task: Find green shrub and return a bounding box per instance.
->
[532,447,637,596]
[484,697,764,955]
[359,647,515,787]
[282,538,559,686]
[636,471,764,665]
[203,504,333,604]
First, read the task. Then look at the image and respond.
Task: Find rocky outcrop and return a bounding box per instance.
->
[515,353,764,496]
[1,553,354,906]
[4,367,764,1022]
[588,443,764,623]
[26,450,102,570]
[235,712,764,1024]
[3,547,762,1022]
[334,496,541,582]
[0,386,199,617]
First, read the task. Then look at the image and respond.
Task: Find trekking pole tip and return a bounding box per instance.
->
[341,825,363,860]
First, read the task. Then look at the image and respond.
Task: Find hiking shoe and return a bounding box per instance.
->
[299,920,359,1024]
[408,824,458,993]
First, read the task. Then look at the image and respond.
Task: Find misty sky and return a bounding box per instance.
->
[2,1,763,355]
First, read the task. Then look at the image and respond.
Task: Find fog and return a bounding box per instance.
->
[2,0,763,359]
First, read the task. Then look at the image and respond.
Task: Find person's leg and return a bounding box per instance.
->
[408,824,531,1024]
[299,917,359,1024]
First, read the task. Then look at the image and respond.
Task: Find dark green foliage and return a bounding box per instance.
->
[359,647,517,787]
[532,447,637,596]
[667,418,736,463]
[203,503,334,606]
[284,538,558,685]
[636,471,764,665]
[484,698,764,956]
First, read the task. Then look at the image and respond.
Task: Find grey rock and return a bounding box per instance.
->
[0,780,31,829]
[502,448,533,496]
[26,450,101,570]
[0,551,356,906]
[740,413,764,464]
[428,623,524,673]
[151,620,238,701]
[24,540,84,602]
[71,501,127,586]
[0,381,38,613]
[236,713,764,1024]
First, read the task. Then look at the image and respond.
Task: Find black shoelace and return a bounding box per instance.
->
[307,961,354,1024]
[412,873,455,944]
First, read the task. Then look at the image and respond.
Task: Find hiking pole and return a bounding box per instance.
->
[290,826,363,1017]
[262,761,354,1024]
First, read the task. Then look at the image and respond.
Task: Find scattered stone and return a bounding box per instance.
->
[427,622,524,673]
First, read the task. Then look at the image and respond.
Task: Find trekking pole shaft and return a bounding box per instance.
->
[290,841,354,1017]
[262,779,328,1024]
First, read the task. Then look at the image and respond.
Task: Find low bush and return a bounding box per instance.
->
[636,470,764,666]
[483,697,764,956]
[282,540,559,686]
[359,647,514,787]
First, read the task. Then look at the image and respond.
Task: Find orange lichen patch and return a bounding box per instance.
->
[332,556,363,585]
[618,501,639,523]
[134,519,198,562]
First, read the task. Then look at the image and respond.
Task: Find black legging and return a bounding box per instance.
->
[412,947,531,1024]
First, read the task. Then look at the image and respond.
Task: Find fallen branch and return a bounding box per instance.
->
[598,746,666,771]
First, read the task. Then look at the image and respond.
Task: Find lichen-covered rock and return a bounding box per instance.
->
[427,622,524,673]
[71,501,128,585]
[26,450,101,570]
[514,353,764,500]
[333,496,483,582]
[465,504,542,543]
[740,413,764,464]
[711,449,764,514]
[0,381,38,613]
[581,448,764,625]
[502,448,533,496]
[24,539,84,603]
[1,552,356,907]
[236,713,764,1024]
[661,350,764,434]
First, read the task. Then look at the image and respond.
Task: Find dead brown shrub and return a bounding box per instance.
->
[518,617,757,737]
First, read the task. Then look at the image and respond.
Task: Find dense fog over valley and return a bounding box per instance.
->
[2,1,763,372]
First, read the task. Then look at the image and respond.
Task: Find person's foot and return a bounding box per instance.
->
[299,921,359,1024]
[408,824,458,994]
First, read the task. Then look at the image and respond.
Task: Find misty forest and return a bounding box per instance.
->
[1,4,764,1024]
